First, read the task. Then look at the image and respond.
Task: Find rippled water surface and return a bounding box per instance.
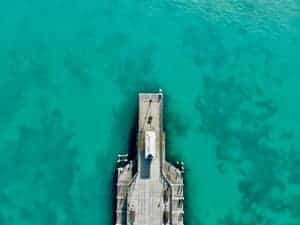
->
[1,0,300,224]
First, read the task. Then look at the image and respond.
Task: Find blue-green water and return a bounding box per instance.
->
[1,0,300,224]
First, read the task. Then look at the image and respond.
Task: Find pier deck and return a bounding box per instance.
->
[115,92,184,225]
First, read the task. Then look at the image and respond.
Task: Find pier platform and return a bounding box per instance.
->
[115,92,184,225]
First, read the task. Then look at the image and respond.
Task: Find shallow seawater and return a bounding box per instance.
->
[1,0,300,224]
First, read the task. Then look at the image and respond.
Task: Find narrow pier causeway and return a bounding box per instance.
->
[115,92,184,225]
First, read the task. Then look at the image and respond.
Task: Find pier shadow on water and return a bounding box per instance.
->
[112,107,139,225]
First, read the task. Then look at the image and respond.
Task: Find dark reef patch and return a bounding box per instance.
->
[96,32,130,56]
[0,104,79,224]
[164,94,190,138]
[0,78,27,133]
[288,148,300,185]
[165,109,189,137]
[63,51,91,87]
[195,74,299,224]
[8,39,50,89]
[0,39,53,132]
[105,40,158,93]
[181,24,222,68]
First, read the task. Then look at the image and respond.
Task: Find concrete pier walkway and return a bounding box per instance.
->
[115,92,184,225]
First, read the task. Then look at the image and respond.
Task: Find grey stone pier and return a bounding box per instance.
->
[115,92,184,225]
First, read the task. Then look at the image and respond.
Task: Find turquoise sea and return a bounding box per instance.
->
[1,0,300,224]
